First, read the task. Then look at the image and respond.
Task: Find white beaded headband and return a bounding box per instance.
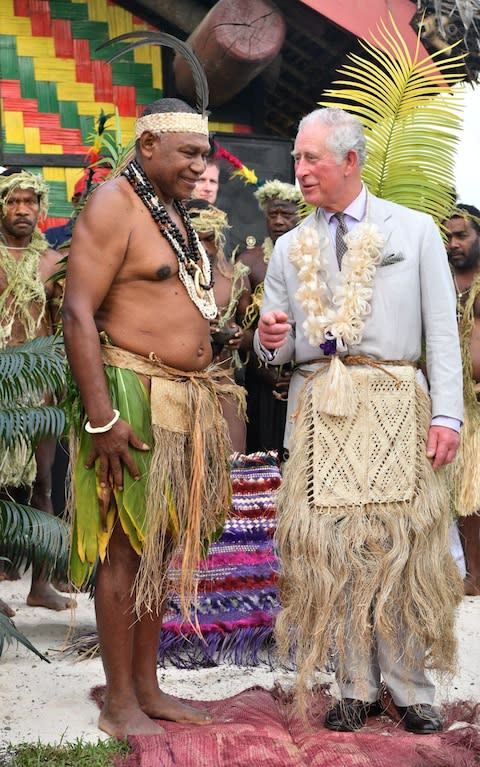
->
[135,112,209,139]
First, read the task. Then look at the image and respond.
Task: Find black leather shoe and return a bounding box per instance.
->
[325,698,384,732]
[396,704,443,734]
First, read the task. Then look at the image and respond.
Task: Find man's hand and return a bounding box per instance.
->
[258,311,291,349]
[226,323,244,351]
[426,425,460,470]
[85,419,150,526]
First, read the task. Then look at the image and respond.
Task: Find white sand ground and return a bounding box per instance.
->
[0,572,479,747]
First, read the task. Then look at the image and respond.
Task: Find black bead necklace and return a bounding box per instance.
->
[122,159,214,291]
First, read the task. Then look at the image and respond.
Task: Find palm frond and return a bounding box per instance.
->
[0,613,49,661]
[97,30,209,115]
[0,406,65,446]
[0,499,69,577]
[319,14,466,222]
[0,336,66,407]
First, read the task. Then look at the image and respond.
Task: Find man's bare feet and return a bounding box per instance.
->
[0,566,21,582]
[51,577,73,594]
[26,581,77,610]
[138,689,212,725]
[0,598,15,617]
[99,704,166,738]
[464,575,480,596]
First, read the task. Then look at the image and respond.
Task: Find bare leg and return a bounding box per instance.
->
[132,605,212,725]
[26,438,76,610]
[96,522,211,738]
[220,393,246,454]
[458,513,480,596]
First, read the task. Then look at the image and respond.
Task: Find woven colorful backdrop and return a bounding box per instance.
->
[0,0,251,227]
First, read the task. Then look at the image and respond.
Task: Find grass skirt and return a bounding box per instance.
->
[68,347,238,620]
[275,363,462,710]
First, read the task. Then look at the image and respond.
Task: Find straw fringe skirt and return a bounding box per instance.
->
[68,346,242,620]
[275,364,462,709]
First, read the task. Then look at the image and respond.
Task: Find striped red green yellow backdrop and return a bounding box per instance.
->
[0,0,249,226]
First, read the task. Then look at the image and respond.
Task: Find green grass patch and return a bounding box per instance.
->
[0,737,130,766]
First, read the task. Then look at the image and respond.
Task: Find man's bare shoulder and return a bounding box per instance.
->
[71,176,138,250]
[83,175,133,213]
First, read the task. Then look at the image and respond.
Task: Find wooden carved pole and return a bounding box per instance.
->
[173,0,286,106]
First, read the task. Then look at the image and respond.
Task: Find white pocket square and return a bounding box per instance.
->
[380,252,405,267]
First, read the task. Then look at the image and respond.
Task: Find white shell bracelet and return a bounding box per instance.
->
[85,409,120,434]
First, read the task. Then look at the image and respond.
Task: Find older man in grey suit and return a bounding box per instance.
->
[255,108,463,735]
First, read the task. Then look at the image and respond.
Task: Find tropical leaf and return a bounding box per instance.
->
[89,131,135,173]
[0,406,65,446]
[0,333,69,660]
[319,13,466,223]
[0,336,66,406]
[0,499,69,578]
[0,613,49,662]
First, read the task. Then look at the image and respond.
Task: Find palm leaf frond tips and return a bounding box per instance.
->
[319,13,466,222]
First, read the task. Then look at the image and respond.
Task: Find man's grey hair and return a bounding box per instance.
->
[298,108,367,168]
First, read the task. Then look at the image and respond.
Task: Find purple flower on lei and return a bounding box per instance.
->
[320,336,337,356]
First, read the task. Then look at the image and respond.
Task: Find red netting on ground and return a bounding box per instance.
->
[89,685,480,767]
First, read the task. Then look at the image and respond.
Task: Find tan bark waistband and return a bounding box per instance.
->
[100,344,238,433]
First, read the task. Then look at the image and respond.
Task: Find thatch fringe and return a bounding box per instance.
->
[455,273,480,515]
[67,349,240,625]
[275,366,462,715]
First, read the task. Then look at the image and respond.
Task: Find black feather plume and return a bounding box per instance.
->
[97,31,209,117]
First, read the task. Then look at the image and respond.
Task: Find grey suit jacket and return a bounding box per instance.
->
[254,193,463,446]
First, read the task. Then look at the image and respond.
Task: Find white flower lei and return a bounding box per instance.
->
[288,221,385,350]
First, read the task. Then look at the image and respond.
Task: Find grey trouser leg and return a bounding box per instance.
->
[338,628,435,706]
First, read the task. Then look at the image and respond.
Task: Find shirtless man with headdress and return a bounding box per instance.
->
[445,203,480,596]
[238,180,302,457]
[0,168,73,617]
[185,198,250,453]
[62,95,239,737]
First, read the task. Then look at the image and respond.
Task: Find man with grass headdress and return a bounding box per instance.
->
[0,168,72,618]
[62,97,239,738]
[239,180,302,457]
[445,203,480,596]
[185,197,250,453]
[256,107,463,735]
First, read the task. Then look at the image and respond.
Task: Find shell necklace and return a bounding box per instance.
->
[123,160,217,320]
[288,210,384,354]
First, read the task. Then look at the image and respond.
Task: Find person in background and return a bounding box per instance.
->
[239,180,302,458]
[445,203,480,596]
[192,157,220,204]
[256,107,463,734]
[44,167,111,251]
[0,168,73,616]
[185,198,250,453]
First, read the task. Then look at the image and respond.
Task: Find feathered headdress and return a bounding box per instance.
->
[97,30,209,128]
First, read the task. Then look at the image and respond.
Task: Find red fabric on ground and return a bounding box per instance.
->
[88,685,480,767]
